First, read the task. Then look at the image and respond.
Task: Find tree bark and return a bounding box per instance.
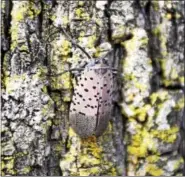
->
[1,0,184,176]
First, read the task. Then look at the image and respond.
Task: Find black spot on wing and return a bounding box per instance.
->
[79,112,86,116]
[84,88,89,92]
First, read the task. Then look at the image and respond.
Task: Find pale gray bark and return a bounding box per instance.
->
[1,0,184,176]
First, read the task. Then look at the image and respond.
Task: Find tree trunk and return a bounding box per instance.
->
[1,0,184,176]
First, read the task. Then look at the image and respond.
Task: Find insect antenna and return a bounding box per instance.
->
[48,68,84,77]
[59,26,92,60]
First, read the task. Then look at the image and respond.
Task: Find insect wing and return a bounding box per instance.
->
[69,68,100,137]
[94,69,114,136]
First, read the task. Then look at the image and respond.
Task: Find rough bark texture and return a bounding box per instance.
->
[1,0,184,176]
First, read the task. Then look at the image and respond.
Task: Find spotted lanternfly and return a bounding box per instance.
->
[48,27,117,138]
[69,59,115,138]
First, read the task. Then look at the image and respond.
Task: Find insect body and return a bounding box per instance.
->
[48,27,116,138]
[69,61,114,138]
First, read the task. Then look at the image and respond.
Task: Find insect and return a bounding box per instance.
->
[49,26,118,138]
[69,58,116,138]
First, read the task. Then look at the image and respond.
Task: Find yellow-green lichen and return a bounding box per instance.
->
[79,31,85,37]
[55,141,63,152]
[79,155,101,166]
[174,98,184,110]
[87,35,97,48]
[68,127,77,137]
[146,155,160,163]
[112,26,126,43]
[10,1,40,50]
[41,85,47,94]
[41,119,52,134]
[5,74,26,94]
[152,1,160,11]
[62,126,116,176]
[165,13,172,20]
[173,158,184,170]
[146,164,163,176]
[179,76,184,84]
[19,44,29,51]
[60,72,72,90]
[150,90,168,105]
[50,71,72,92]
[151,126,179,143]
[124,74,136,82]
[81,136,102,159]
[53,119,61,126]
[50,14,57,21]
[21,166,31,174]
[128,128,157,158]
[110,167,117,176]
[58,104,68,112]
[175,13,181,19]
[60,39,72,56]
[62,16,69,25]
[75,8,84,17]
[170,68,178,80]
[122,28,148,51]
[12,2,40,21]
[134,104,151,122]
[1,160,5,170]
[140,37,149,46]
[46,120,52,127]
[152,25,167,57]
[2,157,17,175]
[75,7,90,20]
[15,151,28,158]
[79,167,101,176]
[135,82,148,92]
[78,1,85,7]
[5,158,14,169]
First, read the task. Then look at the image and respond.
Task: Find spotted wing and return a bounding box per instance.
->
[69,68,101,138]
[94,68,114,137]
